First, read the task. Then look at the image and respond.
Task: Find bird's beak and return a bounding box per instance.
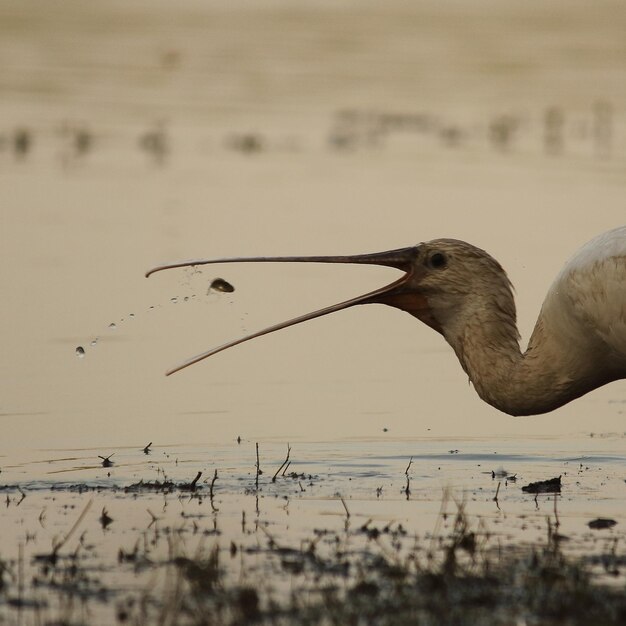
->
[146,246,419,375]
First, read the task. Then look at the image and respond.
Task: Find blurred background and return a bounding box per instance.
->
[1,0,625,452]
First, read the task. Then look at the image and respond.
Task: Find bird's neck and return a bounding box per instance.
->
[447,309,601,416]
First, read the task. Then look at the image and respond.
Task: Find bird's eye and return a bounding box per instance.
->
[428,252,447,269]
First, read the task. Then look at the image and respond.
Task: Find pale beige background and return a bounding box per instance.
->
[1,0,625,451]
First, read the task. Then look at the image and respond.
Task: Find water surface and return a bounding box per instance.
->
[1,2,625,621]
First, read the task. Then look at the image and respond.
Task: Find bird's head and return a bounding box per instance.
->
[382,239,517,343]
[146,238,516,374]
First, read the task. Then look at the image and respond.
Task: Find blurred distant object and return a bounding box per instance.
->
[13,127,32,158]
[73,127,93,155]
[159,48,182,71]
[376,111,434,135]
[0,101,621,170]
[328,124,358,151]
[58,122,93,168]
[592,100,612,158]
[328,110,375,151]
[438,124,464,148]
[139,121,169,165]
[328,110,434,151]
[227,132,264,154]
[544,106,565,155]
[488,115,519,151]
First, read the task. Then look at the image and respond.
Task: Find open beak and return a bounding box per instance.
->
[146,246,418,375]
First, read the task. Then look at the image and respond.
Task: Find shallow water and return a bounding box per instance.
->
[1,0,626,623]
[2,438,625,623]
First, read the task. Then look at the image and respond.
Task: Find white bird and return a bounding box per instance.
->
[146,226,626,416]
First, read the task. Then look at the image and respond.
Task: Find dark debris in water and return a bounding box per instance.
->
[124,479,188,494]
[588,518,618,530]
[98,454,114,468]
[49,483,109,494]
[122,471,204,494]
[521,475,562,494]
[99,507,113,529]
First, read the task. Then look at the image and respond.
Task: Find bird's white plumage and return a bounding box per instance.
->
[543,226,626,371]
[561,226,626,272]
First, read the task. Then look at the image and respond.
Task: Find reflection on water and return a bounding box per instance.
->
[2,436,625,502]
[1,438,625,623]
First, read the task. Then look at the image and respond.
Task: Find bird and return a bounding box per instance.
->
[146,226,626,416]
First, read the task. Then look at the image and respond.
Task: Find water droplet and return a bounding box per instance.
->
[171,297,178,304]
[90,338,98,347]
[210,278,235,293]
[76,346,85,358]
[183,296,189,302]
[109,322,117,330]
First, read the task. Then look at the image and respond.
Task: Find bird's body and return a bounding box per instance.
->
[513,227,626,414]
[147,226,626,416]
[418,228,626,415]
